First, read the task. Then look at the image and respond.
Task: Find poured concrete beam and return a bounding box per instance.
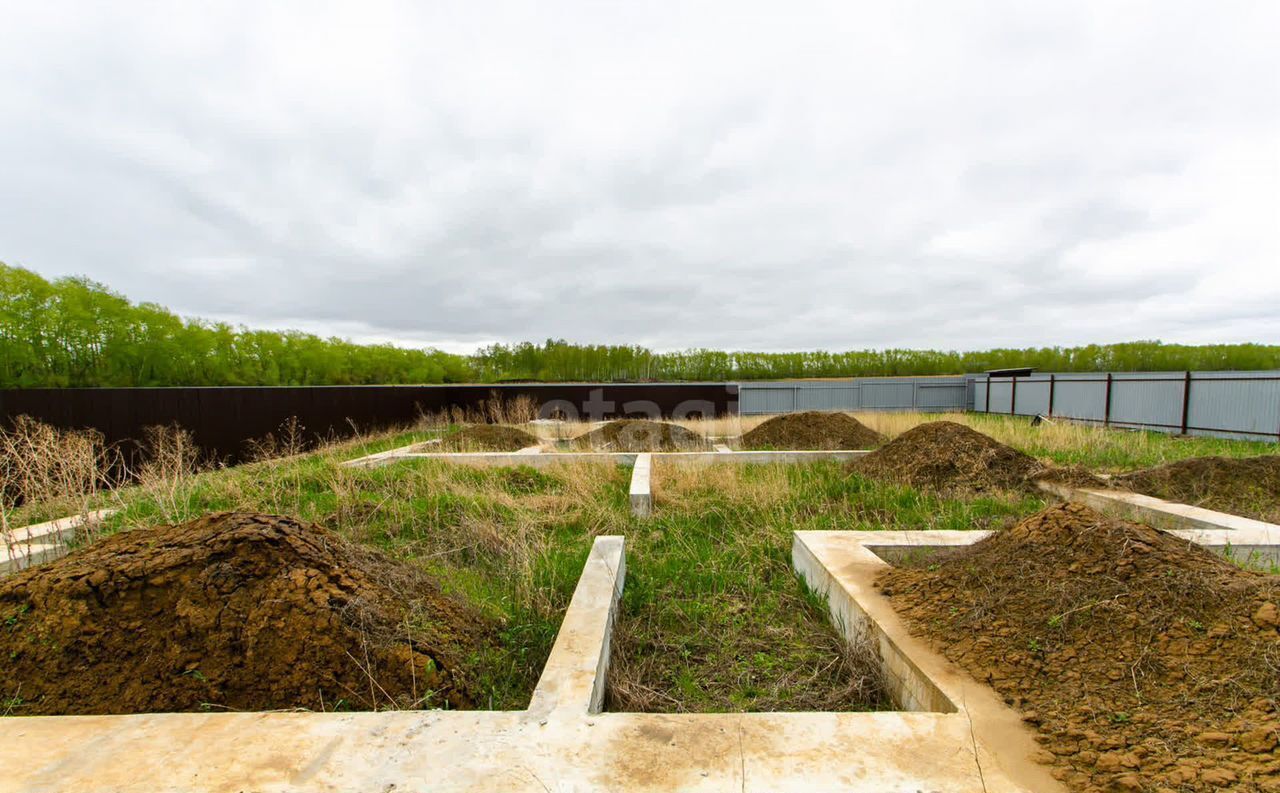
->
[344,448,870,469]
[0,523,1063,791]
[527,535,625,717]
[1037,481,1280,564]
[0,531,1045,792]
[629,454,652,517]
[794,530,1068,791]
[2,509,117,576]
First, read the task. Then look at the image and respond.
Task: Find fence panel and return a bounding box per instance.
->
[1108,374,1184,430]
[974,371,1280,442]
[738,378,968,415]
[1013,379,1051,416]
[1187,374,1280,440]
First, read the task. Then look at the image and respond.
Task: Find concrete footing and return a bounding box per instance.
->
[343,448,870,469]
[0,528,1061,791]
[628,453,652,517]
[1,509,116,576]
[1038,481,1280,566]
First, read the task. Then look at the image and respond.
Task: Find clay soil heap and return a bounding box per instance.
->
[573,420,709,452]
[430,424,540,452]
[741,411,884,450]
[850,420,1044,494]
[1115,455,1280,524]
[879,503,1279,791]
[0,512,493,715]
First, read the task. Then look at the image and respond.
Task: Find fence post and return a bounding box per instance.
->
[1009,376,1017,415]
[1103,373,1113,427]
[1179,371,1192,435]
[1047,374,1056,417]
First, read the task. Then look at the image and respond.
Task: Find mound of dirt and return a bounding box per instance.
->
[573,420,710,452]
[878,503,1279,791]
[1115,455,1280,524]
[432,424,539,452]
[0,512,493,715]
[850,421,1044,494]
[741,411,884,450]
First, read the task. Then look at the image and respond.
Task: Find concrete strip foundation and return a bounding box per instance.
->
[1038,482,1280,565]
[343,448,870,469]
[2,528,1062,791]
[1,509,117,576]
[628,453,652,518]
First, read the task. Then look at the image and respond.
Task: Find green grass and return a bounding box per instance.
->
[951,414,1274,471]
[24,435,1047,714]
[22,415,1271,715]
[603,461,1043,712]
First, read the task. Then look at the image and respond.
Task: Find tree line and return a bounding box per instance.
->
[2,263,1276,387]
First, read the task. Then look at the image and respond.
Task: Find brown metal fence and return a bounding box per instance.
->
[0,383,739,464]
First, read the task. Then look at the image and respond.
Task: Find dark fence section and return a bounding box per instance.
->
[0,383,739,464]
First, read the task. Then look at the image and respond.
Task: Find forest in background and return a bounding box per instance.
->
[3,263,1277,387]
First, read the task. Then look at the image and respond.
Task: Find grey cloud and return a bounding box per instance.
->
[0,0,1277,354]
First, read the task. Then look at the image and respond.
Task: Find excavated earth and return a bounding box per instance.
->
[0,512,494,715]
[427,424,540,452]
[849,420,1047,495]
[1114,455,1280,524]
[741,411,884,450]
[879,503,1279,791]
[573,420,710,452]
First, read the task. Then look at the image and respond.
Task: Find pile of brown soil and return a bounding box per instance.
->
[431,424,539,452]
[573,420,710,452]
[850,420,1045,494]
[878,503,1279,791]
[1114,455,1280,524]
[741,411,884,450]
[0,512,493,715]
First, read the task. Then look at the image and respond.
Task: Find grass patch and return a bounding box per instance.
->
[16,413,1259,715]
[854,412,1276,471]
[604,461,1043,713]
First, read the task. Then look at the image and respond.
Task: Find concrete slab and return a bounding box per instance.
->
[628,454,653,518]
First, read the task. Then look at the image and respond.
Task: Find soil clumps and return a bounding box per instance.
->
[878,503,1279,790]
[0,512,493,715]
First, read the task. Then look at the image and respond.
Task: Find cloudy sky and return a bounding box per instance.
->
[1,1,1277,354]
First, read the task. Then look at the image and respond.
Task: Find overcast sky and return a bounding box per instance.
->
[1,2,1277,354]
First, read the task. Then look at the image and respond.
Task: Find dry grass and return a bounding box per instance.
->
[850,411,1276,471]
[417,393,540,429]
[0,416,119,542]
[134,424,205,525]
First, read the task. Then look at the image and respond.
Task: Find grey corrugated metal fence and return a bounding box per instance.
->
[973,371,1280,442]
[738,377,971,415]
